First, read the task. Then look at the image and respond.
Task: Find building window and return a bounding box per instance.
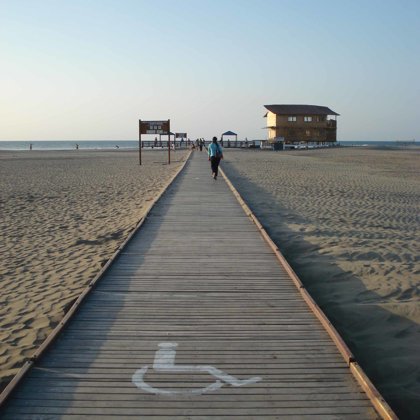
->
[306,130,311,136]
[304,116,312,122]
[288,116,297,122]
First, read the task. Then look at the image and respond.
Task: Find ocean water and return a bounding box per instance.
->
[339,140,418,148]
[0,140,138,151]
[0,140,417,151]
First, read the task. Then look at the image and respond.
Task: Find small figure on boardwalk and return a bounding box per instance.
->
[208,136,223,180]
[199,139,203,152]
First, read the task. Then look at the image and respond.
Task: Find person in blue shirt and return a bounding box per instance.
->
[208,137,223,180]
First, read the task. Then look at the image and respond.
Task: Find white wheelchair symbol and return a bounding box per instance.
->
[132,342,262,395]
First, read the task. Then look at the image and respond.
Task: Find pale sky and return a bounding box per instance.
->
[0,0,419,141]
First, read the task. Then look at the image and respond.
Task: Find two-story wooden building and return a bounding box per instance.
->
[264,104,339,148]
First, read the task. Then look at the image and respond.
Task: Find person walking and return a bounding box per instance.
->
[208,136,223,180]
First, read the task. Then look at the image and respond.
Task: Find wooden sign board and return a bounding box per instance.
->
[140,120,170,135]
[139,119,171,166]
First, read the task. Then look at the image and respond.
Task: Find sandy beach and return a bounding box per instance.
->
[1,146,418,418]
[0,149,189,390]
[222,147,420,419]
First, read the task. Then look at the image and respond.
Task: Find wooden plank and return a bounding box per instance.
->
[5,398,375,409]
[1,406,378,417]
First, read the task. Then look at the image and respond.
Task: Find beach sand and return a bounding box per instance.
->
[222,147,420,419]
[0,149,189,391]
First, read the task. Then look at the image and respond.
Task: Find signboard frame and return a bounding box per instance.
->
[139,119,171,165]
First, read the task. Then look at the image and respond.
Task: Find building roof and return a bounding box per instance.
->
[264,104,340,116]
[221,130,237,136]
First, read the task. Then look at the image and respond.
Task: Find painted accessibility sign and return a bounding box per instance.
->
[132,342,262,395]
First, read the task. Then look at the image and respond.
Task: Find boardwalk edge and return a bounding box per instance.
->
[0,151,192,408]
[219,166,398,420]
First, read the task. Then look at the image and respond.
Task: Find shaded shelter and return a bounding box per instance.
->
[221,131,238,141]
[221,131,238,147]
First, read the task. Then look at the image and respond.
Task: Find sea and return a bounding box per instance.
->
[0,140,417,151]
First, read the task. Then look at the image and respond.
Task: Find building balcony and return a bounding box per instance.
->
[275,120,337,129]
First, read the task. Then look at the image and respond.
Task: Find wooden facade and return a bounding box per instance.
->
[264,104,339,146]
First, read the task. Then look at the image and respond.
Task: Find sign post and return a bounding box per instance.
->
[138,119,142,165]
[139,119,170,165]
[168,121,171,164]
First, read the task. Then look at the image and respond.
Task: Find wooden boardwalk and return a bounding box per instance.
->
[0,152,384,419]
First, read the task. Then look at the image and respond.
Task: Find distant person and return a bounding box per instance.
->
[75,143,79,150]
[29,143,33,151]
[208,136,223,180]
[199,139,203,152]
